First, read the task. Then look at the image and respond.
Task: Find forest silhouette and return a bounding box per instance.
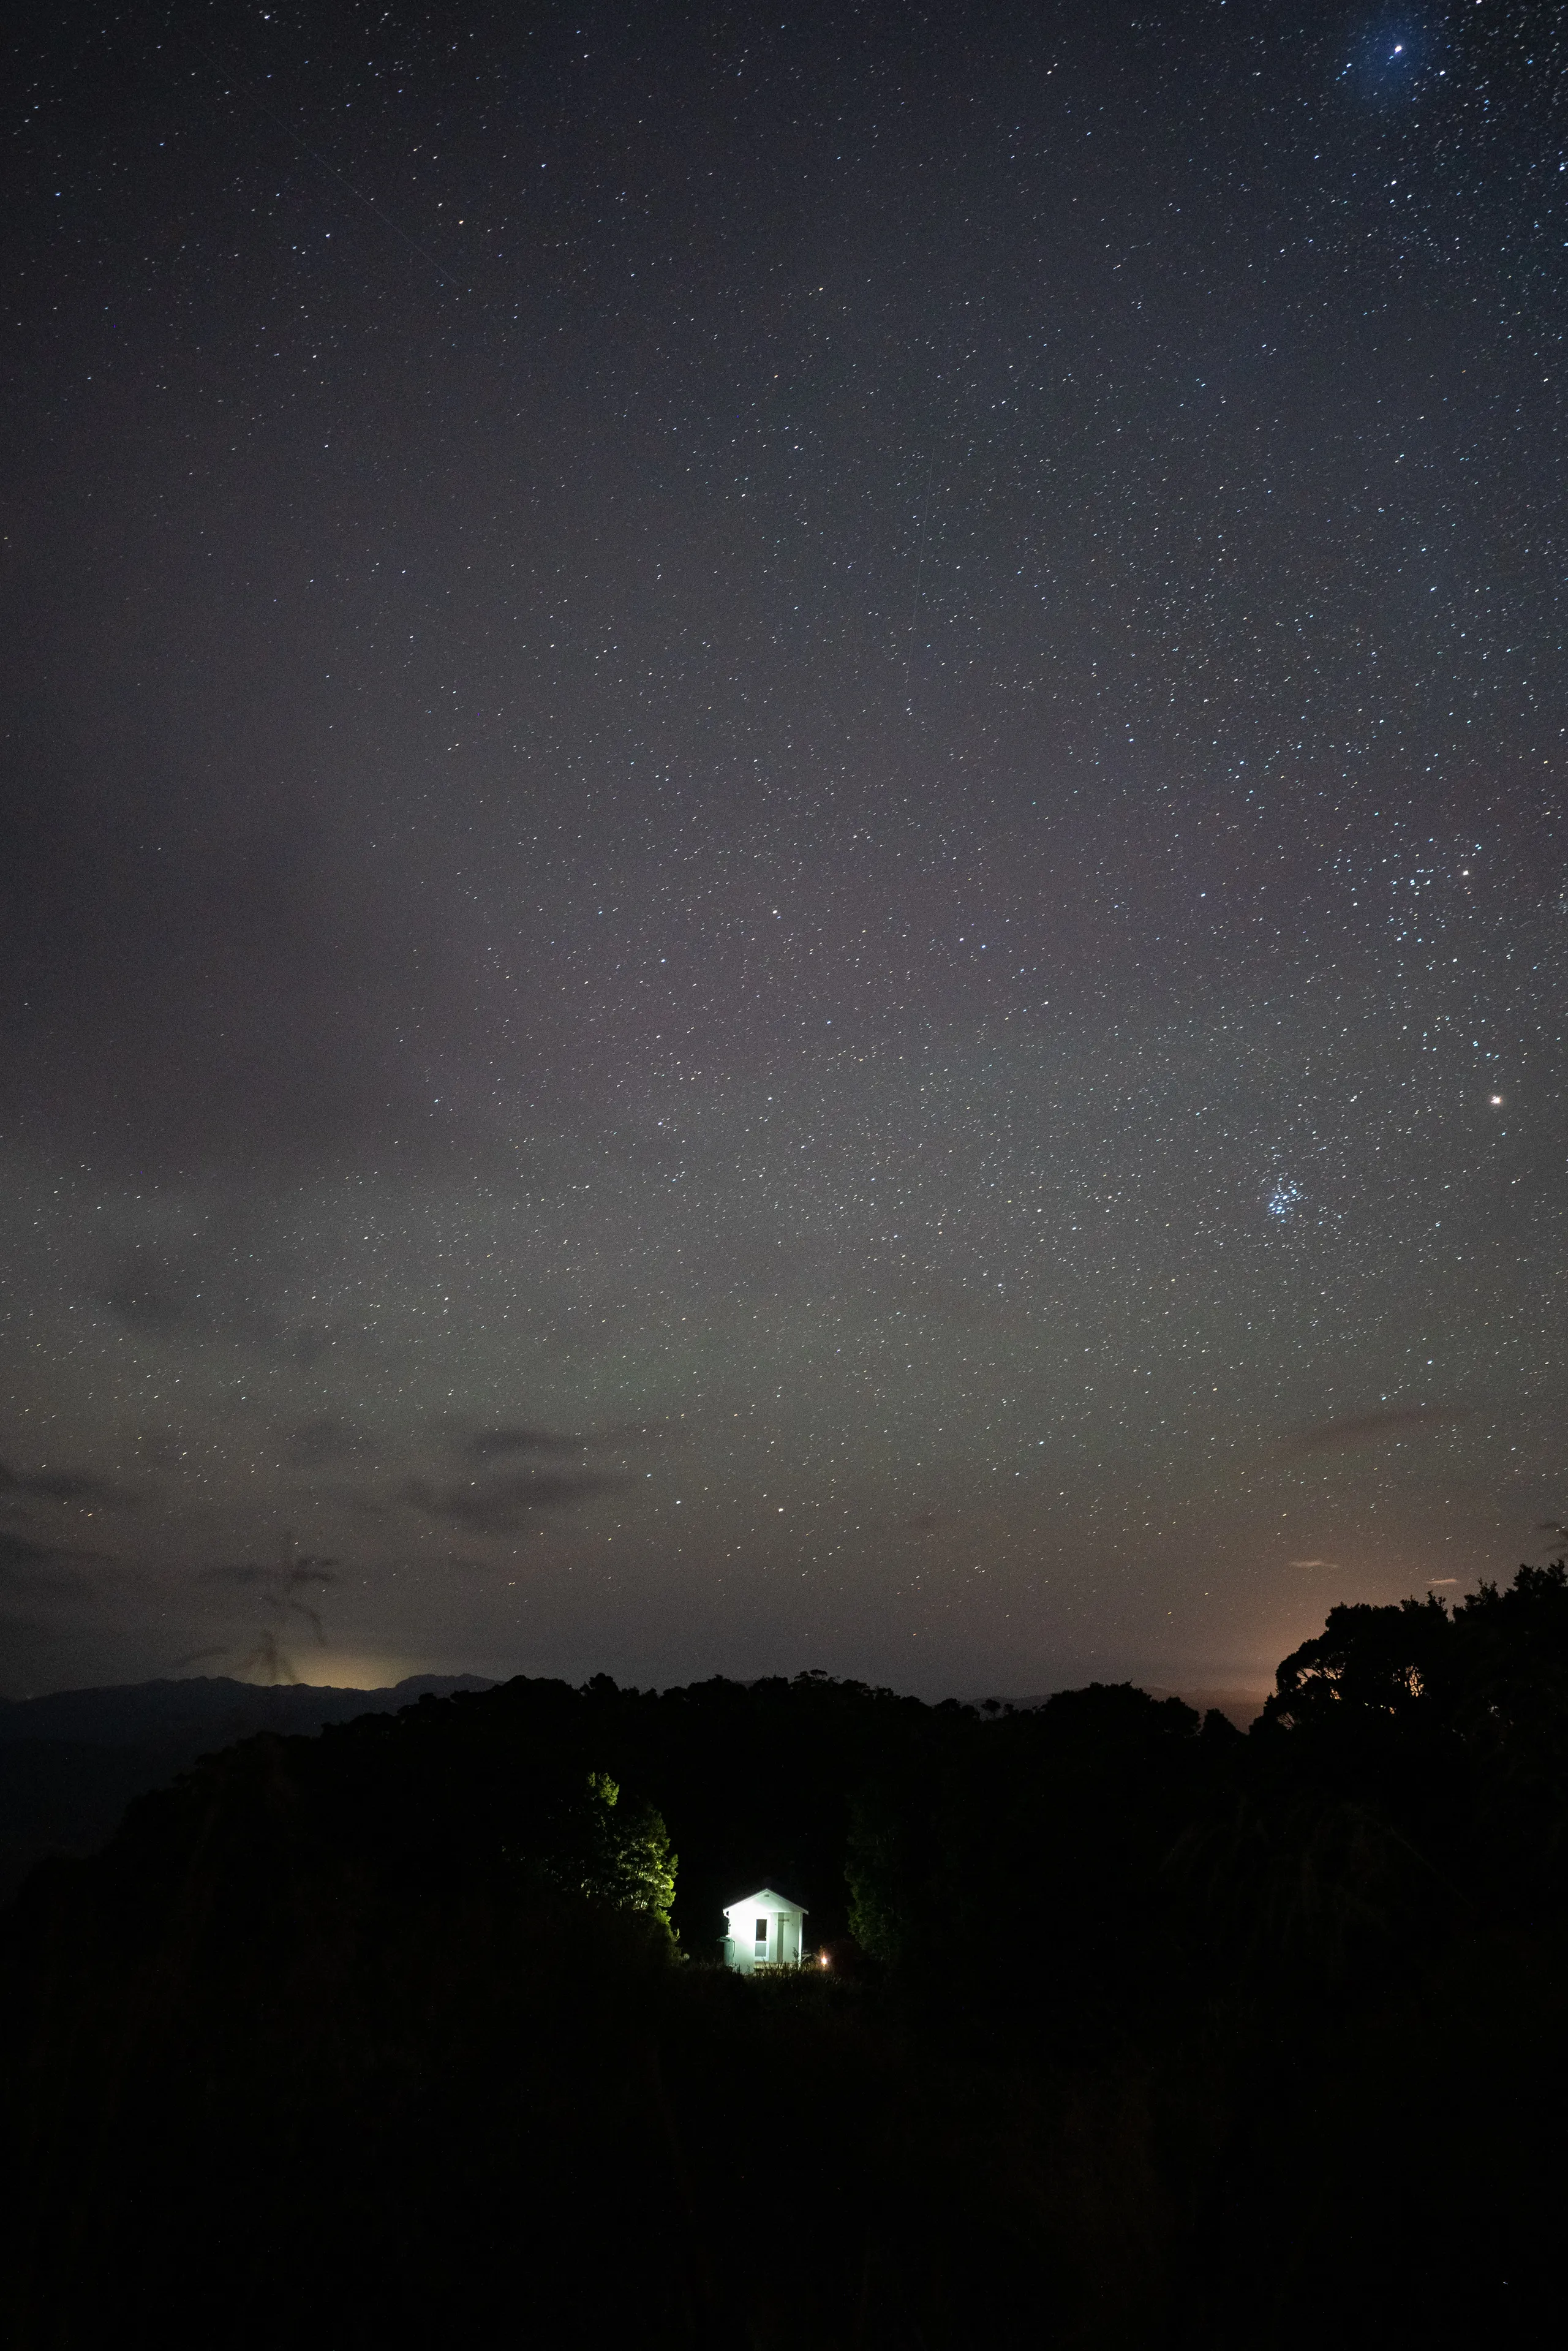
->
[6,1564,1568,2348]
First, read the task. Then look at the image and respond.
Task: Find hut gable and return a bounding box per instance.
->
[722,1885,807,1971]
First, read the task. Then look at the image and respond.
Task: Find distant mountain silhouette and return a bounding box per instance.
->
[0,1672,494,1898]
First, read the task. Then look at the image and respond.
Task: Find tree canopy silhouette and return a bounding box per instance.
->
[4,1565,1568,2349]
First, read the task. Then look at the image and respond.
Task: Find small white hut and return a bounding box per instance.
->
[722,1887,807,1972]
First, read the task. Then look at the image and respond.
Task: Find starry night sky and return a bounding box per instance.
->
[1,1,1564,1699]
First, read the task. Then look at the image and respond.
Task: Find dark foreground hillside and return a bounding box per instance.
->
[0,1673,494,1900]
[6,1569,1568,2350]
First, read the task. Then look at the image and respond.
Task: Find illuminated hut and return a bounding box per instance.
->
[722,1887,807,1972]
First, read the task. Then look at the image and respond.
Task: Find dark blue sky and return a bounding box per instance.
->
[1,1,1563,1696]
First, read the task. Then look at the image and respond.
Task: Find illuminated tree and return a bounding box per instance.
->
[533,1770,678,1939]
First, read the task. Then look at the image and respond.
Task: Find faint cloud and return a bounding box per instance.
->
[194,1541,340,1685]
[200,1556,339,1590]
[454,1419,670,1460]
[285,1324,334,1367]
[100,1276,186,1335]
[1,1527,82,1568]
[0,1455,134,1508]
[404,1470,618,1533]
[282,1416,375,1470]
[1286,1402,1477,1454]
[339,1487,394,1521]
[462,1425,588,1462]
[91,1243,345,1368]
[1287,1557,1339,1569]
[0,1526,105,1588]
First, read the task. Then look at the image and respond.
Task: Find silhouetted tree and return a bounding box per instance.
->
[1261,1593,1454,1730]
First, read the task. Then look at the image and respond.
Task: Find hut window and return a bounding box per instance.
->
[755,1919,768,1944]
